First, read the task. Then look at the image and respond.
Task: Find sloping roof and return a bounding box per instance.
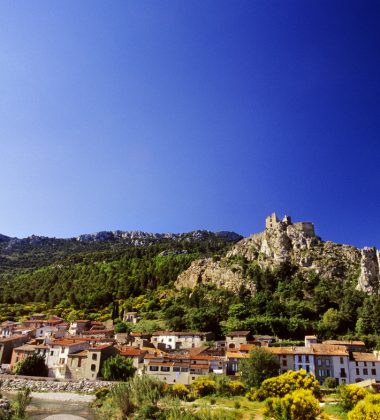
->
[352,352,380,362]
[227,331,250,337]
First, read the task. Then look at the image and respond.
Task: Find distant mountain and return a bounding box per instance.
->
[0,228,242,272]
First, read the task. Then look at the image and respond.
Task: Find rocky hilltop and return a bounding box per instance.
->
[176,213,380,295]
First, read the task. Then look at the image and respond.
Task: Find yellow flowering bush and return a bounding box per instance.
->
[191,377,216,397]
[348,394,380,419]
[338,384,368,411]
[264,389,321,420]
[259,369,321,400]
[170,383,190,399]
[227,380,245,396]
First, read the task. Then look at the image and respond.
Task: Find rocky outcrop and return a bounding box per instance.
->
[357,247,380,293]
[175,213,378,295]
[175,258,255,294]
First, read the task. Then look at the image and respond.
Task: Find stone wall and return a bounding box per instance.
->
[0,375,115,393]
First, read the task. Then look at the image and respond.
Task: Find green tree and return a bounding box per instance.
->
[114,321,132,334]
[240,347,279,388]
[12,353,48,377]
[101,355,136,381]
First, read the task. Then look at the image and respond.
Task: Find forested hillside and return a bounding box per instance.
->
[1,223,380,348]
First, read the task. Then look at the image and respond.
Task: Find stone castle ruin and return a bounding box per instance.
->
[265,212,315,238]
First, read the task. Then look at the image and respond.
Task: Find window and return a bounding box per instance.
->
[372,369,376,375]
[91,364,96,371]
[356,362,359,366]
[92,353,97,361]
[373,362,375,367]
[340,368,347,378]
[149,366,159,372]
[173,367,180,372]
[168,338,172,342]
[326,359,330,366]
[306,366,310,373]
[160,366,170,372]
[364,362,367,367]
[78,358,82,368]
[180,367,188,372]
[305,356,309,363]
[282,360,287,367]
[356,368,360,375]
[50,351,54,356]
[340,357,344,364]
[363,368,368,375]
[317,359,322,366]
[298,355,302,362]
[59,358,65,365]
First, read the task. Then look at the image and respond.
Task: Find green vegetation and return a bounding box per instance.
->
[240,347,279,388]
[0,231,378,347]
[348,393,380,419]
[101,355,136,381]
[12,354,48,377]
[264,388,321,420]
[338,384,368,411]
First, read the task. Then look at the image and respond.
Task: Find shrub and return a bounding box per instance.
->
[11,387,32,419]
[338,384,368,411]
[228,381,246,396]
[95,387,110,400]
[171,383,190,399]
[191,377,216,397]
[264,389,321,420]
[348,394,380,419]
[259,369,321,401]
[323,377,338,389]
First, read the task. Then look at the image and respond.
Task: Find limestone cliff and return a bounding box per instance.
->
[175,213,379,295]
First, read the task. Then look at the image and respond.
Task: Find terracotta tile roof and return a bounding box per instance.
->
[52,339,88,347]
[13,345,36,352]
[352,352,380,362]
[226,351,249,359]
[323,340,365,346]
[120,348,147,357]
[190,364,209,369]
[227,331,250,337]
[240,344,257,351]
[89,344,113,350]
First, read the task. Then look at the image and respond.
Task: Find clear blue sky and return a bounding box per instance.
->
[0,1,379,248]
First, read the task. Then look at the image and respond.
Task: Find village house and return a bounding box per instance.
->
[0,335,30,366]
[46,338,90,379]
[349,352,380,383]
[0,321,20,338]
[151,331,213,350]
[143,350,226,385]
[119,347,147,372]
[226,331,251,349]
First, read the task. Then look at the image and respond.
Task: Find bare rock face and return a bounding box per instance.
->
[175,213,377,295]
[357,247,380,293]
[175,258,255,294]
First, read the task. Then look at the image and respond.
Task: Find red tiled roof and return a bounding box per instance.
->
[190,364,208,369]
